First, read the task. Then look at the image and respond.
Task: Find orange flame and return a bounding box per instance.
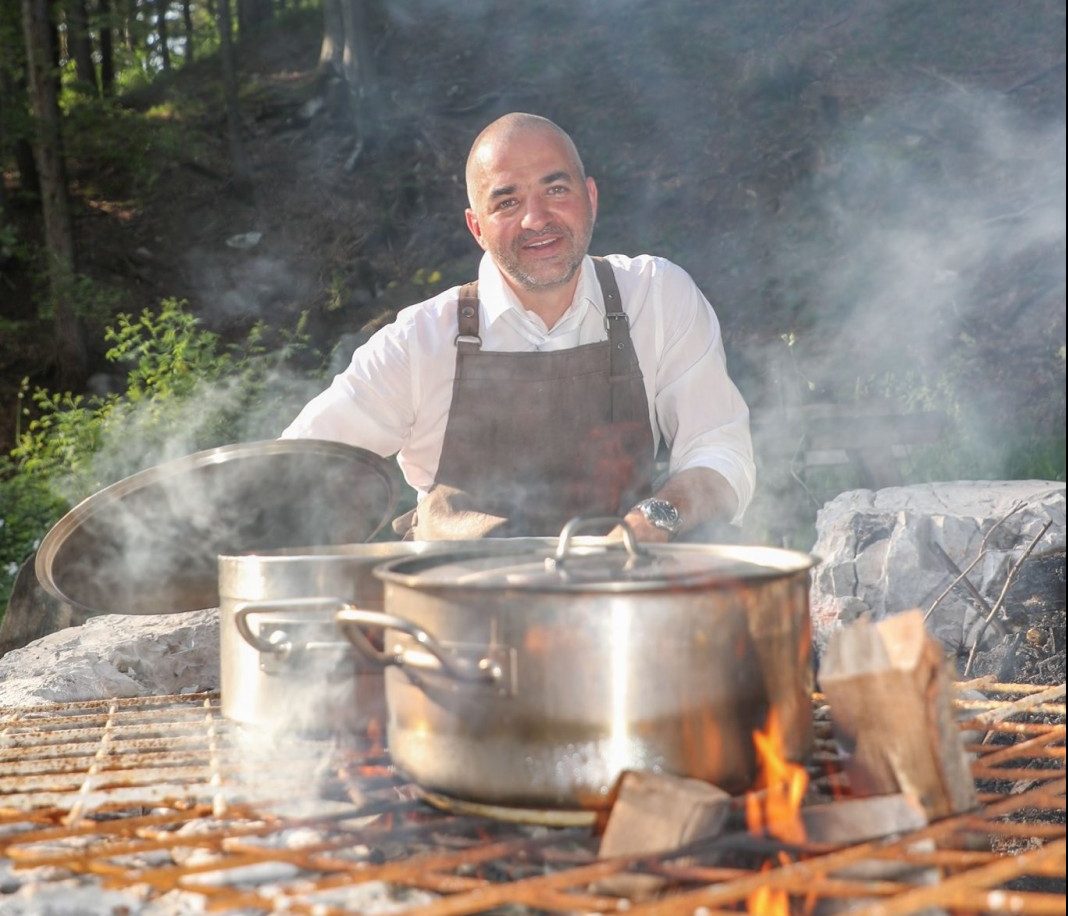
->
[745,708,809,915]
[746,707,808,844]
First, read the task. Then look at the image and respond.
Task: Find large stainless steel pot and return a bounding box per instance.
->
[37,439,398,617]
[336,518,816,812]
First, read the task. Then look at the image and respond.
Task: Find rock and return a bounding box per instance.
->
[810,481,1066,663]
[299,95,326,120]
[0,609,219,708]
[225,231,263,250]
[0,551,79,659]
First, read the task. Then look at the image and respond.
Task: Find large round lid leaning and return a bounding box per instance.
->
[375,519,815,593]
[35,439,398,616]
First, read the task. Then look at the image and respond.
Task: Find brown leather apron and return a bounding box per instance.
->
[405,258,655,539]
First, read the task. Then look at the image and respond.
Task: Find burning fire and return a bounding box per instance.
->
[745,708,809,914]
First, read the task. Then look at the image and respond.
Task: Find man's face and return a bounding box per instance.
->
[465,129,598,293]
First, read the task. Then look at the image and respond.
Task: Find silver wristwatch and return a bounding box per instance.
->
[634,497,682,535]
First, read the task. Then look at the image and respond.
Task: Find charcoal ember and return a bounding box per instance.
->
[182,860,302,888]
[168,817,266,867]
[299,880,438,911]
[965,548,1066,683]
[0,858,157,915]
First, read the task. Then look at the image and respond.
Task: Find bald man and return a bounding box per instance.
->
[283,113,754,541]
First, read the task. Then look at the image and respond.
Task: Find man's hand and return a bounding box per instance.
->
[616,468,738,542]
[617,507,671,543]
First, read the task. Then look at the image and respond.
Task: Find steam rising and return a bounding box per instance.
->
[742,90,1065,540]
[773,92,1065,384]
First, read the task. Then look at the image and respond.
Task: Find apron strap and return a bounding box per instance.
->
[591,256,635,424]
[455,282,482,353]
[453,262,637,420]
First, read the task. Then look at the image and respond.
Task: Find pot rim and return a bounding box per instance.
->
[36,438,398,615]
[375,542,817,594]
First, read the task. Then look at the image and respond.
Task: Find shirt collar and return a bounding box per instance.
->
[475,253,603,327]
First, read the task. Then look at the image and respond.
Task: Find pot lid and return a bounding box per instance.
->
[377,518,814,593]
[36,439,398,616]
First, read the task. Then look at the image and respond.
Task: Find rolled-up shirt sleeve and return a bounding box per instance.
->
[280,317,415,458]
[653,262,755,523]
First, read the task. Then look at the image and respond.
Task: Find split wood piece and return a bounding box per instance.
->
[802,792,927,843]
[820,609,978,819]
[592,770,731,899]
[801,794,942,916]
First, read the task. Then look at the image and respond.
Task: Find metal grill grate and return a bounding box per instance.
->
[1,680,1064,914]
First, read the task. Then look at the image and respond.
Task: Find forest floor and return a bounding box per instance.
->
[1,0,1064,537]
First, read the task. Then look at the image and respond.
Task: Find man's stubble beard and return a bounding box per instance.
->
[494,216,595,292]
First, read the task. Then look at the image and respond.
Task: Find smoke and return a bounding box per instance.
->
[736,89,1065,542]
[42,350,326,505]
[773,91,1065,378]
[183,248,315,325]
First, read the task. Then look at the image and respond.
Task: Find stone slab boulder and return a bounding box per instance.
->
[810,481,1065,662]
[0,608,218,709]
[0,551,78,659]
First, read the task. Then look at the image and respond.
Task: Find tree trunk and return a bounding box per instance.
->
[215,0,250,192]
[0,88,9,229]
[0,13,40,197]
[14,119,39,196]
[123,0,136,51]
[98,0,115,95]
[68,0,98,93]
[317,0,343,77]
[20,0,88,388]
[339,0,379,142]
[181,0,193,61]
[54,6,67,60]
[155,0,170,70]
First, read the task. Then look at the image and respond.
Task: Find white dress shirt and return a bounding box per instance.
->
[282,253,755,521]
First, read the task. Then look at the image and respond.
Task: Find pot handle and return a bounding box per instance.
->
[548,515,649,570]
[233,597,348,656]
[335,606,502,685]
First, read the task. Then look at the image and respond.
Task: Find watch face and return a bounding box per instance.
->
[641,498,680,532]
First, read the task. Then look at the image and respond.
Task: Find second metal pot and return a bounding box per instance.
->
[218,538,574,735]
[218,542,439,735]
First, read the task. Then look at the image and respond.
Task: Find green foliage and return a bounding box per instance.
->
[0,299,324,612]
[0,223,23,262]
[0,453,69,597]
[326,272,347,312]
[411,268,443,286]
[63,98,203,196]
[30,265,128,328]
[104,300,233,403]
